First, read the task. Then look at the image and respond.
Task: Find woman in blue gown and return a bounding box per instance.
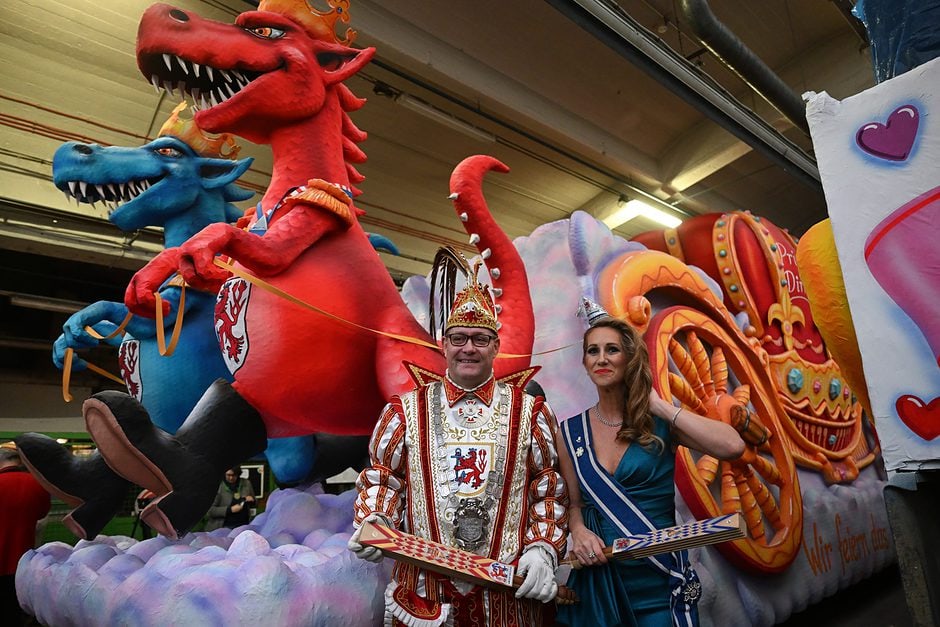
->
[556,316,744,627]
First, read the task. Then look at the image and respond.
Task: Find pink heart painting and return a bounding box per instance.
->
[896,394,940,441]
[856,104,920,161]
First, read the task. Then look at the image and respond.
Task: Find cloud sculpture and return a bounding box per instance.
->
[16,486,390,626]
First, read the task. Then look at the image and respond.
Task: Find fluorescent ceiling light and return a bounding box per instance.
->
[5,292,87,314]
[396,94,496,143]
[602,198,682,230]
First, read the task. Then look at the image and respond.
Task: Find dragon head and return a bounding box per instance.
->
[53,104,253,239]
[136,2,375,144]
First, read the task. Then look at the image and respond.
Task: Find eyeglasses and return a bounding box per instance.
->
[446,333,497,347]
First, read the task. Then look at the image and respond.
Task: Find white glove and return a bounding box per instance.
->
[514,546,557,602]
[347,513,390,563]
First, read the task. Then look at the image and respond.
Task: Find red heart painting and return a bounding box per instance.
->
[856,105,919,161]
[896,394,940,440]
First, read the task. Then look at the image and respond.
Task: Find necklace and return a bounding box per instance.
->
[594,404,623,427]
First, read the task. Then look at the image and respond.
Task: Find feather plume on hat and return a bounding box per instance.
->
[428,247,498,339]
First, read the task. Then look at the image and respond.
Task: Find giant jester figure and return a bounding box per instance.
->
[20,0,536,540]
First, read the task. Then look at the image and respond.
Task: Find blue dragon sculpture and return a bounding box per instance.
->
[51,108,252,435]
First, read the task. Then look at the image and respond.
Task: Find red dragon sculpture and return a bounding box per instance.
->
[61,0,535,538]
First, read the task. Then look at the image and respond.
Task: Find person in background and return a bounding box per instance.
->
[205,465,255,531]
[557,311,745,627]
[348,262,568,626]
[0,444,51,624]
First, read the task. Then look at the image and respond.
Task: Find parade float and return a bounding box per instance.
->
[14,1,899,625]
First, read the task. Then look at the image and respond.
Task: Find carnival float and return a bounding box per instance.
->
[13,0,902,625]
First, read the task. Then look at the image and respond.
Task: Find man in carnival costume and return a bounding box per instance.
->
[349,259,568,626]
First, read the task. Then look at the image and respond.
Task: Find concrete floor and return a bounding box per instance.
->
[778,565,913,627]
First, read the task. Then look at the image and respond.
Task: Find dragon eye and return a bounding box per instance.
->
[246,26,285,39]
[155,147,182,157]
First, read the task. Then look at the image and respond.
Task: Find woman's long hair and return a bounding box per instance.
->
[583,317,663,450]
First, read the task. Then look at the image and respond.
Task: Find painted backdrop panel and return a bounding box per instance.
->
[806,56,940,471]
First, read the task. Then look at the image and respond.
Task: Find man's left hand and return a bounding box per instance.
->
[515,546,557,602]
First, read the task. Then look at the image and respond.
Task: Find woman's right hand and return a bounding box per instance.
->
[230,502,244,514]
[570,526,608,565]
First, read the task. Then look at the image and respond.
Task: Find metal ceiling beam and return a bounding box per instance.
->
[546,0,823,194]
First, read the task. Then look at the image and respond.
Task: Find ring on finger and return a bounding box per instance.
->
[587,551,596,558]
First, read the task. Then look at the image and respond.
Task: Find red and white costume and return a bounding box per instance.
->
[354,374,568,626]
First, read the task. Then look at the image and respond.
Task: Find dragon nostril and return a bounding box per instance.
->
[74,144,94,155]
[169,8,189,22]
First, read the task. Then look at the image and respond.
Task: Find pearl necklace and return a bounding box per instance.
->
[594,404,623,427]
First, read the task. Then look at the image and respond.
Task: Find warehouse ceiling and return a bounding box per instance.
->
[0,0,872,397]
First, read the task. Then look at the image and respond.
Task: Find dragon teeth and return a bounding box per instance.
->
[193,62,200,78]
[95,184,106,199]
[79,181,88,198]
[176,55,189,74]
[162,53,173,72]
[68,181,78,195]
[205,65,214,82]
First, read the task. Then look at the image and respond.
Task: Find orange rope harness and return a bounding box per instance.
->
[61,258,581,400]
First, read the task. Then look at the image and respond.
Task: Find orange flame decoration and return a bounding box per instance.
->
[257,0,357,45]
[158,102,241,159]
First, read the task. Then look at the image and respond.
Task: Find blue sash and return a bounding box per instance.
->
[562,412,701,627]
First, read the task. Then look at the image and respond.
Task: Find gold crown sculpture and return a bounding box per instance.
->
[158,102,241,159]
[445,261,498,333]
[258,0,356,45]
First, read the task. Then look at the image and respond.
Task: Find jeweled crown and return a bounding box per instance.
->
[446,261,498,334]
[257,0,356,45]
[158,102,241,159]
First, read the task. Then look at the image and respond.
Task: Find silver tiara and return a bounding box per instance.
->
[577,297,610,327]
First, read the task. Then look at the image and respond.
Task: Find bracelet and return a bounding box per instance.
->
[671,406,682,426]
